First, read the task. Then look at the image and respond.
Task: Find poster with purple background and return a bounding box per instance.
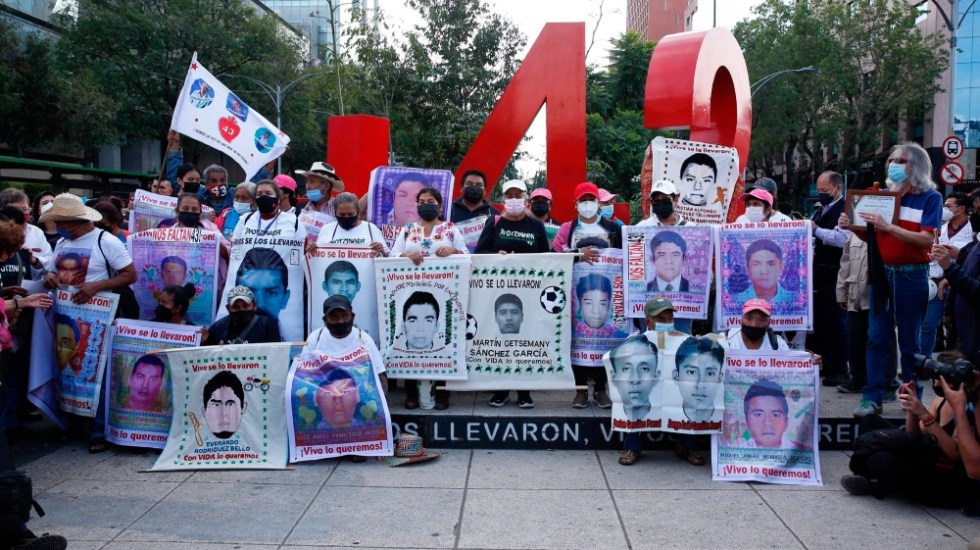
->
[367,167,453,248]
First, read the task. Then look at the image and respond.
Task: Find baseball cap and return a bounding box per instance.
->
[574,182,599,201]
[742,298,772,316]
[501,179,527,195]
[649,179,678,197]
[529,188,553,201]
[322,294,353,315]
[740,188,773,206]
[644,297,674,318]
[749,177,777,197]
[273,174,297,193]
[227,286,255,306]
[598,188,619,202]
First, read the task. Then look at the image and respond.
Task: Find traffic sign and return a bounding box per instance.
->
[940,160,965,185]
[943,135,964,160]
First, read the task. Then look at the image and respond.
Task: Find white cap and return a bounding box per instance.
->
[501,179,527,195]
[650,179,678,197]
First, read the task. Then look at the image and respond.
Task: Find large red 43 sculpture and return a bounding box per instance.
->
[326,24,751,223]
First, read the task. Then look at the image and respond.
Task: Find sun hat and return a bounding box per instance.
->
[296,161,345,192]
[37,193,102,223]
[376,434,440,467]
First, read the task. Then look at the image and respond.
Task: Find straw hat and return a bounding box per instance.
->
[38,193,102,223]
[376,434,440,467]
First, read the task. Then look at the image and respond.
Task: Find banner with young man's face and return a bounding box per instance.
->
[366,166,454,248]
[623,225,713,320]
[306,246,380,346]
[650,137,740,225]
[571,249,630,366]
[54,290,119,417]
[129,190,215,234]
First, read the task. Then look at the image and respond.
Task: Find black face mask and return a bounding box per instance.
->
[177,211,201,227]
[183,180,201,194]
[652,201,674,219]
[417,203,439,221]
[229,309,254,326]
[154,305,173,322]
[741,325,767,342]
[462,186,484,204]
[530,202,550,217]
[256,195,279,215]
[326,319,354,339]
[336,215,358,230]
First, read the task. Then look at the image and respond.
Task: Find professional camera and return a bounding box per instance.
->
[913,354,979,393]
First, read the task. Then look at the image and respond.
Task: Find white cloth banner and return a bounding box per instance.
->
[152,343,291,470]
[447,254,575,391]
[54,290,119,417]
[306,245,380,345]
[170,53,289,181]
[374,257,471,380]
[650,137,740,225]
[129,189,214,234]
[711,349,822,486]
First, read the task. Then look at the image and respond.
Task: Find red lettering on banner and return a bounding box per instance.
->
[627,239,645,281]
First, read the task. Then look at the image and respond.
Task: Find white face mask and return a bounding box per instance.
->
[942,207,954,223]
[577,201,599,219]
[504,198,526,216]
[233,201,252,215]
[745,206,765,222]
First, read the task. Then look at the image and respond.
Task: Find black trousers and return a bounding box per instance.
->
[572,365,607,392]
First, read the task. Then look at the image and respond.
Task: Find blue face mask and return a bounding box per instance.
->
[306,188,324,203]
[56,228,72,240]
[888,162,909,184]
[600,205,614,218]
[655,323,674,332]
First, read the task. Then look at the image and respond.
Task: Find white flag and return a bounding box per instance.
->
[170,53,289,180]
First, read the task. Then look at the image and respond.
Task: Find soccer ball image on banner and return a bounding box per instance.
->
[465,314,478,340]
[539,286,566,314]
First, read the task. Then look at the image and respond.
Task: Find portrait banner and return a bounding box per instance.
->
[27,303,66,429]
[306,246,380,345]
[366,166,454,247]
[715,221,813,331]
[152,343,291,471]
[219,215,308,341]
[453,215,489,253]
[712,348,822,486]
[374,257,470,380]
[54,290,119,417]
[129,227,220,326]
[446,254,575,391]
[623,225,713,319]
[650,137,740,224]
[571,249,630,366]
[603,332,726,434]
[286,346,392,462]
[129,189,214,234]
[170,53,289,180]
[298,210,335,246]
[106,320,201,449]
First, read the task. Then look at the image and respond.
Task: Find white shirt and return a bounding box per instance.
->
[930,219,974,279]
[390,221,468,257]
[47,228,133,285]
[635,214,693,227]
[734,210,794,224]
[726,327,790,351]
[316,221,389,254]
[303,327,386,374]
[569,219,612,249]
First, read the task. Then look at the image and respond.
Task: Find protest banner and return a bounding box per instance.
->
[170,53,289,180]
[712,348,822,486]
[54,290,118,417]
[298,209,335,246]
[650,137,740,225]
[129,227,220,326]
[603,332,725,434]
[570,249,629,366]
[367,167,454,248]
[27,304,66,429]
[129,189,215,234]
[447,254,575,391]
[374,257,470,380]
[306,245,380,345]
[715,221,813,331]
[219,211,308,341]
[105,320,201,449]
[453,216,489,253]
[152,343,291,470]
[286,346,392,462]
[623,225,713,319]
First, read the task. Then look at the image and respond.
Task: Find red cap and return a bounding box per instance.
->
[529,188,553,201]
[739,188,773,206]
[273,174,297,193]
[574,182,599,201]
[742,298,772,316]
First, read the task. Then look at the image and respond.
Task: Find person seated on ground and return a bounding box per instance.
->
[841,350,980,516]
[202,286,280,345]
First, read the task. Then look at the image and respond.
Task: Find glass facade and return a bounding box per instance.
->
[262,0,350,63]
[954,4,980,147]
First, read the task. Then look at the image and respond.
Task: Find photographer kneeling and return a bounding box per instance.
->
[841,351,980,515]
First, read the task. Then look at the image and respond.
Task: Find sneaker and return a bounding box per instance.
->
[518,397,534,409]
[840,475,874,496]
[853,398,882,417]
[881,390,897,403]
[488,392,508,407]
[13,534,68,550]
[836,377,863,394]
[594,390,612,409]
[571,390,589,409]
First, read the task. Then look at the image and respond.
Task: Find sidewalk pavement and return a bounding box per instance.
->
[16,441,980,549]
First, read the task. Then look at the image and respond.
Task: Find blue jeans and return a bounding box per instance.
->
[918,292,945,357]
[864,264,928,404]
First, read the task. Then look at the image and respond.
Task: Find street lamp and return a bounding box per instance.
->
[222,72,326,173]
[750,66,815,95]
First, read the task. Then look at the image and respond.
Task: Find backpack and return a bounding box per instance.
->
[0,470,44,522]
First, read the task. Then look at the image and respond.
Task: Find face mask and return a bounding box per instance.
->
[177,211,201,227]
[417,203,439,221]
[233,201,252,215]
[326,319,354,339]
[745,206,765,222]
[229,309,253,326]
[41,202,54,215]
[600,205,614,218]
[817,193,835,206]
[504,198,525,216]
[209,185,226,197]
[652,201,674,219]
[530,202,550,217]
[577,201,598,218]
[888,162,909,184]
[336,215,358,230]
[256,195,278,215]
[942,208,954,223]
[183,180,201,194]
[56,228,72,240]
[741,325,767,342]
[462,186,484,204]
[306,188,324,203]
[655,323,674,332]
[154,305,173,322]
